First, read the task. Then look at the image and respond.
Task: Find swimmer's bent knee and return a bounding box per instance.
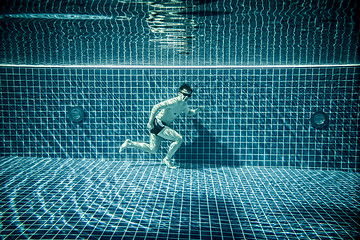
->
[149,145,159,154]
[176,135,183,144]
[149,148,158,154]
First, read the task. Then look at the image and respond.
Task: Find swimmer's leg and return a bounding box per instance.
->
[157,127,183,168]
[119,139,131,152]
[119,134,162,153]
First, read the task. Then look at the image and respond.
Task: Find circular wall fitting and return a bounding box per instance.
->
[68,106,84,123]
[310,111,329,129]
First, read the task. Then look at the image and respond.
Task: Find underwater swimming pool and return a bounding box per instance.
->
[1,0,359,239]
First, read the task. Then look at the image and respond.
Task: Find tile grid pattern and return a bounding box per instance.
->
[1,66,359,171]
[0,0,358,66]
[0,156,359,239]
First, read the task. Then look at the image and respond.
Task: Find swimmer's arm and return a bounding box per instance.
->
[185,105,204,117]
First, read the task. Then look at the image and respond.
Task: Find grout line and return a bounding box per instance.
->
[0,64,360,69]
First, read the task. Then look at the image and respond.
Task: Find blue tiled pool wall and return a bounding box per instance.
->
[0,0,359,66]
[1,67,359,171]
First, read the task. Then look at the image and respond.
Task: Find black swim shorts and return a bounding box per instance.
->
[150,118,166,135]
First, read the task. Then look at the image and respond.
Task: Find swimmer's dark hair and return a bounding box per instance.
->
[179,83,192,93]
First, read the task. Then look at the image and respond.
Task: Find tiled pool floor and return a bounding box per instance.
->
[0,157,359,239]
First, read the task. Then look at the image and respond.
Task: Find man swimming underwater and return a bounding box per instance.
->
[119,84,203,169]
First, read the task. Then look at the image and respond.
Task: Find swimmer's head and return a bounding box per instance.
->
[179,83,192,94]
[178,83,192,101]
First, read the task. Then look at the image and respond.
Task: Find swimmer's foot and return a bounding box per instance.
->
[163,158,177,169]
[119,139,131,153]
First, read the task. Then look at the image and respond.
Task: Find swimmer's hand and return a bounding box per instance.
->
[188,106,205,117]
[147,122,154,130]
[196,106,205,113]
